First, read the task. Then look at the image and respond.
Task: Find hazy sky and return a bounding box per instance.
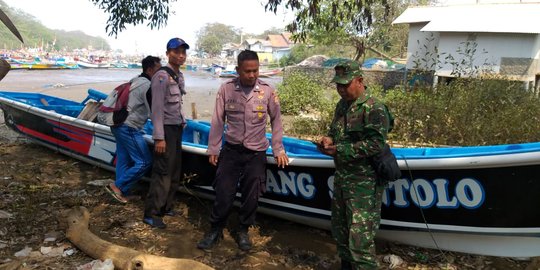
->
[2,0,293,55]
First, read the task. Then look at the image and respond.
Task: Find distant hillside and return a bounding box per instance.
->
[0,0,110,51]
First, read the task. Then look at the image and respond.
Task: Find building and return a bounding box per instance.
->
[393,1,540,89]
[239,33,294,64]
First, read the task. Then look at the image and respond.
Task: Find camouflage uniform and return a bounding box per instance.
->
[329,60,391,269]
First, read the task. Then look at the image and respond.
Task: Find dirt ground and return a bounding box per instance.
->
[0,117,535,270]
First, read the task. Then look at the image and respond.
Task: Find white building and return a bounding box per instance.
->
[393,1,540,88]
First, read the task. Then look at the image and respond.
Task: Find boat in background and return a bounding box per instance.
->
[259,69,282,78]
[1,89,540,258]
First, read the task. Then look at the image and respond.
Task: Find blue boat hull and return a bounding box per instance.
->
[2,89,540,257]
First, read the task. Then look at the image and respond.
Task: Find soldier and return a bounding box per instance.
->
[197,50,289,251]
[143,37,189,229]
[317,60,392,269]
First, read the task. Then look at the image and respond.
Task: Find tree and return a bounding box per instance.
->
[89,0,176,37]
[195,23,240,56]
[255,27,284,39]
[264,0,426,60]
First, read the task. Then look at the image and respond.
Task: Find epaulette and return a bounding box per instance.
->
[225,78,237,84]
[257,78,269,86]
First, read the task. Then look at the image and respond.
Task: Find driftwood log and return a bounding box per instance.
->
[65,206,213,270]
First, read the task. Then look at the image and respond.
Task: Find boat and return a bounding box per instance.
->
[1,89,540,258]
[77,60,111,69]
[259,69,282,78]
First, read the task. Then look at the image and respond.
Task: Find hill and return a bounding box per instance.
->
[0,0,110,51]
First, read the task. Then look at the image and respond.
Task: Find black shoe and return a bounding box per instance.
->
[197,228,223,250]
[341,259,352,270]
[235,231,252,251]
[143,216,166,229]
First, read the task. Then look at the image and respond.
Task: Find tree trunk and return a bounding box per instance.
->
[65,206,214,270]
[0,59,10,82]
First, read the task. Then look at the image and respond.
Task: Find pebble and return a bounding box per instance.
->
[14,247,32,257]
[0,210,12,219]
[86,179,114,187]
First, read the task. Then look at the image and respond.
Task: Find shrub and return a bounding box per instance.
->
[277,71,338,137]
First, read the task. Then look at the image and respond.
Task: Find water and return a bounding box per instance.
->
[0,68,282,120]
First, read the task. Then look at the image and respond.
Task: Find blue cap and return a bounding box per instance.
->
[167,38,190,50]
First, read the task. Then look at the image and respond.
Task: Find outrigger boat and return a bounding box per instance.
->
[1,89,540,258]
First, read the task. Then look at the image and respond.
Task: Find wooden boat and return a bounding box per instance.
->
[259,69,282,78]
[1,89,540,258]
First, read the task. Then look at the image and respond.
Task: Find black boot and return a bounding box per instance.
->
[235,230,252,251]
[197,227,223,250]
[341,259,352,270]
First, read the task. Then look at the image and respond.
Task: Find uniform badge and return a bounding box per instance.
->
[272,92,279,104]
[159,75,166,83]
[258,95,264,99]
[258,112,263,118]
[228,104,235,109]
[256,105,264,111]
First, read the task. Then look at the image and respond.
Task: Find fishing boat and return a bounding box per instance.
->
[1,89,540,258]
[259,69,282,78]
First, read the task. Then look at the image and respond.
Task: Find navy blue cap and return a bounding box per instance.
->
[167,38,190,50]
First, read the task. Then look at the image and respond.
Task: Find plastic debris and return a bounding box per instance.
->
[383,254,404,269]
[14,247,32,257]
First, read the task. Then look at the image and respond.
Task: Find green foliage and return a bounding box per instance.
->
[90,0,175,37]
[378,80,540,146]
[277,71,339,137]
[0,1,109,50]
[195,23,240,56]
[254,27,284,39]
[265,0,419,60]
[278,71,540,146]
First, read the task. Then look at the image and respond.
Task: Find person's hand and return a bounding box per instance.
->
[154,140,166,154]
[322,145,337,156]
[275,153,289,168]
[317,136,336,156]
[209,155,219,166]
[319,137,333,148]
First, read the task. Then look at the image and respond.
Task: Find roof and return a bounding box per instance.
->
[267,34,289,48]
[393,3,540,34]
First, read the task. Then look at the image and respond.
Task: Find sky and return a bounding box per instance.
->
[2,0,294,55]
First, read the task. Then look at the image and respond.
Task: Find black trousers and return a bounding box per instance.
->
[144,125,183,217]
[210,143,267,230]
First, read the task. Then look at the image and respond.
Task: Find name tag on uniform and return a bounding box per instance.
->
[228,104,236,110]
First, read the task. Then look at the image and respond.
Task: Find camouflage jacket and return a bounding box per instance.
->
[328,94,392,181]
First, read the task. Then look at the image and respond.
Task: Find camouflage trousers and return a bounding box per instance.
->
[331,179,382,270]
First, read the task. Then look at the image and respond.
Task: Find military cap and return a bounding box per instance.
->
[331,59,363,84]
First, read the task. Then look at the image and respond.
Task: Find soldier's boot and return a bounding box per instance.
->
[235,230,252,251]
[197,227,223,250]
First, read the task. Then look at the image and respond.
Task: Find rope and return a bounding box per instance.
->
[401,155,450,263]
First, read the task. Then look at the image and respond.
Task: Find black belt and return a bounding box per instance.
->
[225,142,257,153]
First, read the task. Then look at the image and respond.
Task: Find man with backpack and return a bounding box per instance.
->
[143,38,189,228]
[104,56,162,204]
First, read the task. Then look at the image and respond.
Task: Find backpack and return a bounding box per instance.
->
[364,98,401,187]
[97,82,131,127]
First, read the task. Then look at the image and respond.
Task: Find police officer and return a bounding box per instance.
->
[317,60,392,269]
[197,50,289,251]
[143,37,189,229]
